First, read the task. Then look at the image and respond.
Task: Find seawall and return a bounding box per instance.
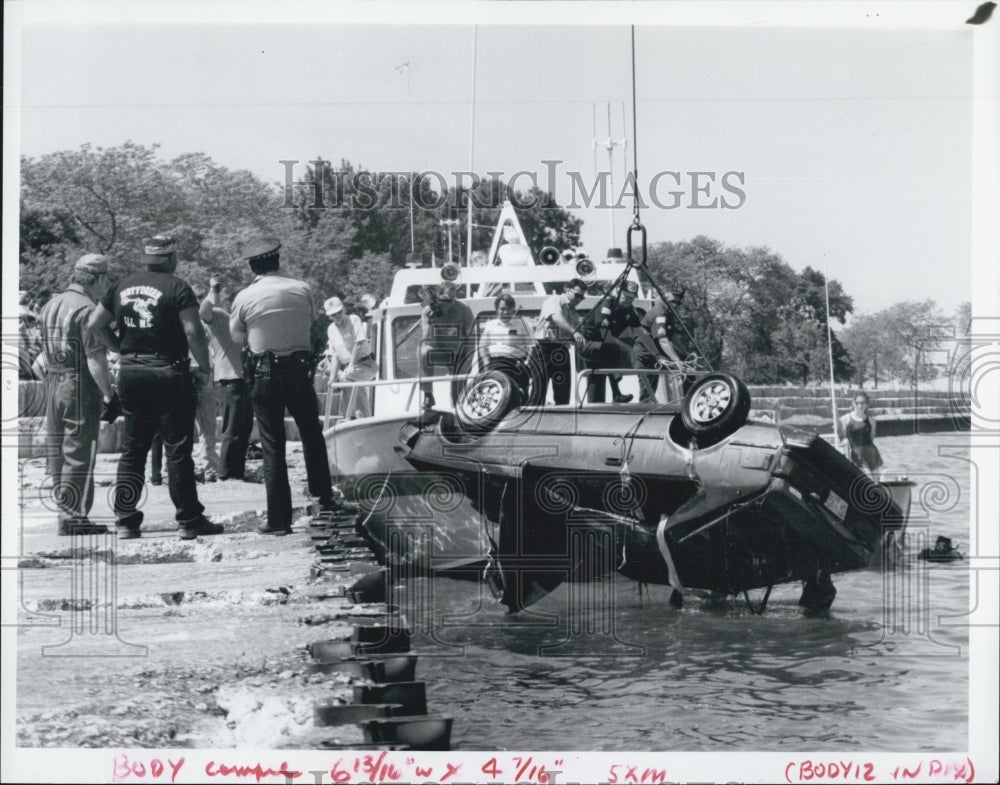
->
[15,381,970,458]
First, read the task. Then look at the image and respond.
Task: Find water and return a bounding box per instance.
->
[393,433,972,751]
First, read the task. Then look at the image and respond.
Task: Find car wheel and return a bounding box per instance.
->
[680,373,751,440]
[455,371,518,432]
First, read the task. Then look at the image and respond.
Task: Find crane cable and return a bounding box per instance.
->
[631,25,641,229]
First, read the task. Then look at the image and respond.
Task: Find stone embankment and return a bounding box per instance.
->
[746,386,970,437]
[15,381,969,457]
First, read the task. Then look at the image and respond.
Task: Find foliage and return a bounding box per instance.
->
[644,237,854,384]
[841,299,950,387]
[21,142,950,390]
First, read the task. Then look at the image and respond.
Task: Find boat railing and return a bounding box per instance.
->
[320,372,470,428]
[575,367,690,406]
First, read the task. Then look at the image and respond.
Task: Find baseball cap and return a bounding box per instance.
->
[74,253,109,275]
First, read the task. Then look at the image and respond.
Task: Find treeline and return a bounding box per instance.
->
[19,142,966,387]
[19,142,582,313]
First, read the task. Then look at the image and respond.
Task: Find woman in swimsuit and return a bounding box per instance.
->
[838,391,883,479]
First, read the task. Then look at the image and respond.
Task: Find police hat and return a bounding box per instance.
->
[142,235,177,264]
[242,237,281,264]
[74,253,108,275]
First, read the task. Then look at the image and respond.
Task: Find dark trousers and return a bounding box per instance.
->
[250,354,332,528]
[115,363,203,525]
[151,432,163,480]
[217,379,253,480]
[531,340,572,405]
[583,343,627,403]
[44,372,101,522]
[419,341,473,405]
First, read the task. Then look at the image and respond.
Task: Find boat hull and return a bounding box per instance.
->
[326,416,488,573]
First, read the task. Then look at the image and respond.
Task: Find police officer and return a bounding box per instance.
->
[634,289,689,401]
[39,253,117,535]
[89,235,222,540]
[580,281,637,404]
[229,237,340,535]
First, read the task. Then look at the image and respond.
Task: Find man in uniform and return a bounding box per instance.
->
[531,278,587,405]
[634,289,688,402]
[39,253,118,535]
[581,281,640,403]
[200,276,253,481]
[89,235,222,540]
[418,281,474,409]
[229,237,340,535]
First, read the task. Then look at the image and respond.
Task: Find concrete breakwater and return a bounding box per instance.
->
[15,382,970,458]
[747,386,971,437]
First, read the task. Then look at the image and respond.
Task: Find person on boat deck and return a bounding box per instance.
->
[477,293,536,399]
[323,295,377,419]
[229,237,342,535]
[634,288,689,402]
[579,281,637,404]
[530,278,588,405]
[837,391,883,479]
[419,281,475,409]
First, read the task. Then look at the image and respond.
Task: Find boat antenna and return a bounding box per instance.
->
[630,25,640,230]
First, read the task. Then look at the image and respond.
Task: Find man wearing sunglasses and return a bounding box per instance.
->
[530,278,588,405]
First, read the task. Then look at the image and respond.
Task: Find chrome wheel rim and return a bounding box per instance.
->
[690,381,732,423]
[465,380,504,418]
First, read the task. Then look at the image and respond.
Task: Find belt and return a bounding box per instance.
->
[249,350,312,374]
[250,350,311,361]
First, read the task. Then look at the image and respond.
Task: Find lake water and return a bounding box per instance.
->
[391,432,973,752]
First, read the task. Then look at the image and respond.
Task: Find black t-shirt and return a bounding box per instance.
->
[103,270,197,362]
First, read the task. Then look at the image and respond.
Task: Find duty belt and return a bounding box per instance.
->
[248,350,313,375]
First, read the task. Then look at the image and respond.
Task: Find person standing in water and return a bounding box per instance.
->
[838,391,883,479]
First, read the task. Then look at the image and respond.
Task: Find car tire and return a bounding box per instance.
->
[455,370,518,432]
[680,372,751,441]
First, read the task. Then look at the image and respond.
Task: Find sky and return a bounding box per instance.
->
[5,3,995,321]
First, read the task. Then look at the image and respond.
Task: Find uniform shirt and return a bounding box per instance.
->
[201,304,243,381]
[423,299,474,345]
[639,300,688,357]
[230,274,315,355]
[40,284,104,373]
[608,302,643,344]
[102,271,197,362]
[534,291,580,341]
[327,314,371,366]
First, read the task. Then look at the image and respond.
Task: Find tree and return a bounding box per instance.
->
[841,312,898,388]
[880,300,948,387]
